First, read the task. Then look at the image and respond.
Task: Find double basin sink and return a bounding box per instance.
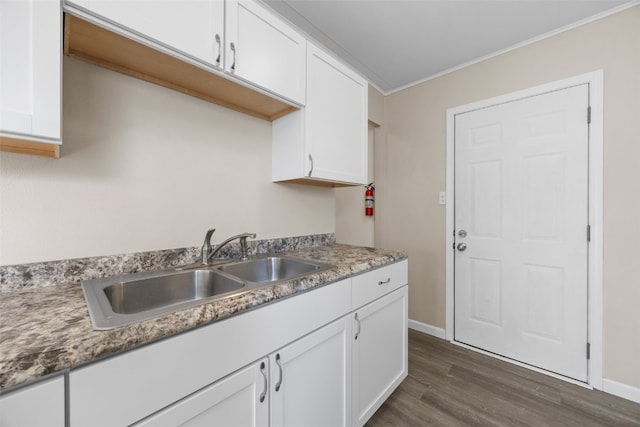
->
[82,256,333,329]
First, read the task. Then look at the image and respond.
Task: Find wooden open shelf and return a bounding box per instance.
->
[0,136,60,158]
[277,178,357,188]
[63,13,298,121]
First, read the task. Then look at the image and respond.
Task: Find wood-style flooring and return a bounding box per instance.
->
[366,330,640,426]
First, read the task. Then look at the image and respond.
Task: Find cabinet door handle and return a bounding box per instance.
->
[378,277,391,286]
[215,34,221,67]
[230,42,236,73]
[308,154,314,177]
[275,353,283,392]
[259,361,267,403]
[354,313,360,340]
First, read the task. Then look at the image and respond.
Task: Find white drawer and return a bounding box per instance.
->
[351,260,408,310]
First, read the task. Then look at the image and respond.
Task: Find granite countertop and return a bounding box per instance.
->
[0,244,406,391]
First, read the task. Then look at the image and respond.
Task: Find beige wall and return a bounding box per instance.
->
[334,127,375,247]
[334,85,387,248]
[384,6,640,388]
[0,57,335,265]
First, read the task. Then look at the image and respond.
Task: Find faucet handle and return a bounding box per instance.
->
[239,232,256,260]
[201,228,216,264]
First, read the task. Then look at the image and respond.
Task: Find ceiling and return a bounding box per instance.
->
[262,0,633,94]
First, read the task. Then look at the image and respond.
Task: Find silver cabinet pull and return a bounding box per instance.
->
[457,243,467,252]
[458,229,468,238]
[378,278,391,286]
[230,42,236,73]
[215,34,221,67]
[308,154,314,177]
[259,361,267,403]
[275,353,283,392]
[354,313,360,340]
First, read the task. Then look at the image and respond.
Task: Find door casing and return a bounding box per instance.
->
[445,70,604,389]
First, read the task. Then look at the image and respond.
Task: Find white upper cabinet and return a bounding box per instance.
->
[75,0,225,69]
[273,42,368,186]
[0,0,61,156]
[225,0,306,105]
[67,0,305,107]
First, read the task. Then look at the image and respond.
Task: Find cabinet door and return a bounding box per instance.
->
[134,359,269,427]
[226,0,305,105]
[0,376,65,427]
[353,285,408,426]
[81,0,224,69]
[305,43,368,185]
[270,316,352,427]
[0,0,61,142]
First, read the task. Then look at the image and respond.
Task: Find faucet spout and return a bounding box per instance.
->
[205,232,257,263]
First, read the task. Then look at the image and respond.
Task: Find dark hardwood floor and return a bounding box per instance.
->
[366,330,640,426]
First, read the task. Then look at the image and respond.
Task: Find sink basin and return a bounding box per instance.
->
[217,256,332,283]
[82,269,245,329]
[104,269,245,314]
[82,256,333,330]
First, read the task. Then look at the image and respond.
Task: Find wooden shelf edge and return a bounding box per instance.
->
[63,13,299,122]
[274,178,359,188]
[0,136,60,158]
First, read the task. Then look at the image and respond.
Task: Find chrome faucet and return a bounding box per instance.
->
[201,229,256,264]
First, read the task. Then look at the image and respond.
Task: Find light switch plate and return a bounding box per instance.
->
[439,191,446,205]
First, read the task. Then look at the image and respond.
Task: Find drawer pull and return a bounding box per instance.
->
[259,361,267,403]
[378,278,391,286]
[275,353,283,392]
[354,313,361,340]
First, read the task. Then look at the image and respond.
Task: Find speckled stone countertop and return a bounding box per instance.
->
[0,244,406,391]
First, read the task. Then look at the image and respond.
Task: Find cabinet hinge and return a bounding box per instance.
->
[587,225,591,242]
[587,342,591,360]
[587,106,592,124]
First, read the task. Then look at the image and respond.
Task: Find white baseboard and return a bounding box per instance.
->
[408,319,446,339]
[603,379,640,404]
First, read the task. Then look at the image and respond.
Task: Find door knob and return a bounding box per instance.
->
[456,243,467,252]
[458,230,467,238]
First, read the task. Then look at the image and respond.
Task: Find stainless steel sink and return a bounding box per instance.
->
[217,256,331,283]
[104,269,245,314]
[82,256,333,330]
[82,269,245,330]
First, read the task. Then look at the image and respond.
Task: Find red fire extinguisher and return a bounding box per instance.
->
[365,183,375,217]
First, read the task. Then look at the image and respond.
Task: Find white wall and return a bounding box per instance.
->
[0,57,335,265]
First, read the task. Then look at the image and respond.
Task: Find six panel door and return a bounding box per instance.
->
[454,84,590,381]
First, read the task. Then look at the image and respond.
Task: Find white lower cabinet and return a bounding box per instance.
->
[134,359,269,427]
[0,375,65,427]
[270,315,351,427]
[68,261,408,427]
[135,315,352,427]
[352,286,408,426]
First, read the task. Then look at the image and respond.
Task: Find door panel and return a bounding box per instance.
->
[454,84,589,382]
[270,316,351,427]
[134,359,268,427]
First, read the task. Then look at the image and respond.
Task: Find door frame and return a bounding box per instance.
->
[444,70,604,389]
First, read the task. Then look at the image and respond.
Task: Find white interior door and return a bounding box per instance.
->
[454,84,590,382]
